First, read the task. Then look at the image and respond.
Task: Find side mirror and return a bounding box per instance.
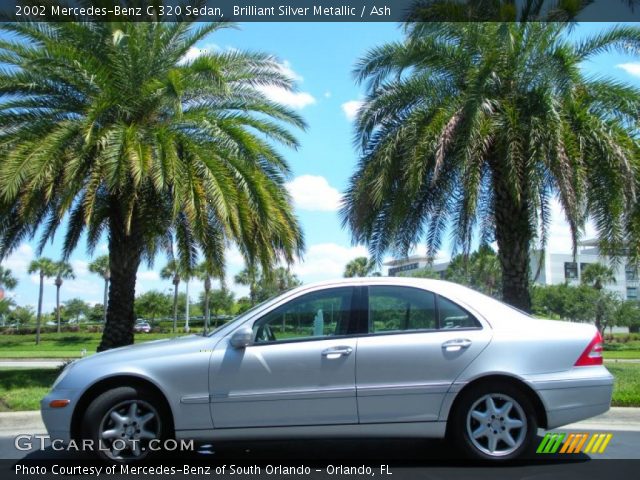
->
[229,326,254,349]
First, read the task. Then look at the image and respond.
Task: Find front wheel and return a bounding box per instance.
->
[449,382,538,461]
[82,386,169,462]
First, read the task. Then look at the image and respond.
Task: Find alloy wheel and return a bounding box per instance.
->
[98,399,161,460]
[465,393,527,457]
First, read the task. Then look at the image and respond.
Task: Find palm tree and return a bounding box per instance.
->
[0,265,18,300]
[343,257,377,278]
[53,261,75,333]
[0,10,304,350]
[27,257,56,345]
[581,263,616,291]
[88,255,110,324]
[195,260,224,334]
[161,259,184,334]
[445,244,502,297]
[234,266,259,306]
[342,21,640,312]
[582,262,617,334]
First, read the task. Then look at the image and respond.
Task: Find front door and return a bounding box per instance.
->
[210,286,360,428]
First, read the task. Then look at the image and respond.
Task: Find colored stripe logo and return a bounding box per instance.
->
[537,432,612,454]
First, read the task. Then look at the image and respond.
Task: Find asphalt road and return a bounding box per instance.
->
[1,429,638,461]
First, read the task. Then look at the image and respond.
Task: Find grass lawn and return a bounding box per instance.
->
[0,363,639,412]
[604,351,640,359]
[0,368,59,411]
[0,332,185,359]
[607,363,640,407]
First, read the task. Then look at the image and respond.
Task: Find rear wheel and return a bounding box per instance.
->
[82,386,169,462]
[450,382,538,461]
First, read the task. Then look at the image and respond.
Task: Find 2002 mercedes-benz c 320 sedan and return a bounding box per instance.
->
[42,278,613,462]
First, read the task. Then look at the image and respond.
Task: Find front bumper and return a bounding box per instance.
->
[40,389,78,444]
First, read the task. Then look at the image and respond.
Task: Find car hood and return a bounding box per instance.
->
[72,334,217,367]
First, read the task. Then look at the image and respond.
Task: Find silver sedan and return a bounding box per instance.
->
[41,278,613,462]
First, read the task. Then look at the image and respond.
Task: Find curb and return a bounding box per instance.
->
[0,411,45,434]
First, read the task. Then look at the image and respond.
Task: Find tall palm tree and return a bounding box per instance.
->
[0,9,304,350]
[195,259,224,334]
[88,255,110,324]
[342,21,640,312]
[343,257,377,278]
[0,265,18,300]
[161,259,184,334]
[53,261,75,333]
[27,257,56,345]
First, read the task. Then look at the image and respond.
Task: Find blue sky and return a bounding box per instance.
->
[3,21,640,312]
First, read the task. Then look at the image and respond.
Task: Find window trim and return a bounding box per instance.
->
[249,286,359,346]
[436,294,482,330]
[362,286,482,337]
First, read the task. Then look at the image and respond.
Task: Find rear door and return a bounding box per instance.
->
[355,285,491,423]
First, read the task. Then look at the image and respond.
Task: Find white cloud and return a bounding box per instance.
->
[71,259,89,277]
[292,243,369,281]
[225,246,246,269]
[286,175,343,212]
[257,85,316,109]
[616,62,640,77]
[97,243,108,253]
[3,244,34,274]
[256,60,316,109]
[538,197,597,254]
[324,91,332,98]
[137,270,160,282]
[278,60,303,82]
[179,43,219,64]
[341,100,364,121]
[62,279,101,298]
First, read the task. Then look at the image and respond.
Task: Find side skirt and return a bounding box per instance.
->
[175,421,447,442]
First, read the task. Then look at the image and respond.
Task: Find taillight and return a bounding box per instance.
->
[574,331,604,366]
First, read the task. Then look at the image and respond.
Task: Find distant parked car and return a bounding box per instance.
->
[133,320,151,333]
[42,278,612,462]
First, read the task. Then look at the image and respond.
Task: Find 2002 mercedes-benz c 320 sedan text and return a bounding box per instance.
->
[41,278,613,462]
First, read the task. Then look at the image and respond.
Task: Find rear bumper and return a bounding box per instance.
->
[525,367,614,429]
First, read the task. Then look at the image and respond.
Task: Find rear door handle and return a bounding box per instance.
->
[441,339,472,352]
[321,346,353,358]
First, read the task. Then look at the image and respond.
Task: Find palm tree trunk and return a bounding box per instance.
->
[35,274,44,345]
[55,284,61,334]
[172,281,179,334]
[184,280,190,333]
[204,288,210,334]
[98,212,143,352]
[493,167,532,312]
[102,278,108,324]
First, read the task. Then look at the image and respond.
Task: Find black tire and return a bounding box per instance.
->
[82,386,171,462]
[448,381,538,461]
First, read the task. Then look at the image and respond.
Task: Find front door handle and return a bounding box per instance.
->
[321,346,353,358]
[441,339,472,352]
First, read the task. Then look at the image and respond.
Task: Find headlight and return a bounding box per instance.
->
[51,361,76,390]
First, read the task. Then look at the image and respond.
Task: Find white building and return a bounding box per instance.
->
[530,239,638,301]
[384,239,638,301]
